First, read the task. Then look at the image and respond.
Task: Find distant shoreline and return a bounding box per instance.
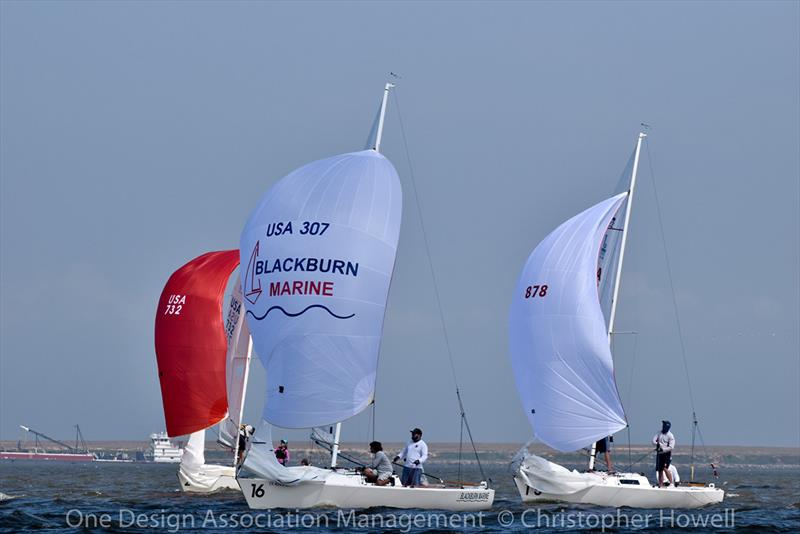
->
[2,440,797,453]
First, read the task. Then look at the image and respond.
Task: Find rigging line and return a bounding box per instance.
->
[392,91,460,387]
[393,90,487,482]
[644,140,698,413]
[626,425,633,472]
[457,413,464,485]
[625,334,639,413]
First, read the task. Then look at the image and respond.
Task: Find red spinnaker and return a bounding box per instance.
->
[155,250,240,437]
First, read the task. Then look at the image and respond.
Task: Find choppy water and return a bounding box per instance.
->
[1,460,798,532]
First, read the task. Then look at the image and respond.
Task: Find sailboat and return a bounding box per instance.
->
[508,132,724,509]
[236,83,494,511]
[154,250,252,493]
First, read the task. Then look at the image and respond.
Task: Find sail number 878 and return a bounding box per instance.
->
[525,284,548,298]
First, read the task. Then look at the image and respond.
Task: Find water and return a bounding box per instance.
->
[1,459,798,532]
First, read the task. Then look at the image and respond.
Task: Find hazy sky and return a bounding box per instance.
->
[1,1,798,448]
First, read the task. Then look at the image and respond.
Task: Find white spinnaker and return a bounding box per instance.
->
[241,419,332,484]
[240,150,402,429]
[181,430,206,474]
[509,193,628,452]
[219,276,251,449]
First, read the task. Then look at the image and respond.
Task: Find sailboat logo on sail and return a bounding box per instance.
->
[242,237,356,322]
[244,241,262,305]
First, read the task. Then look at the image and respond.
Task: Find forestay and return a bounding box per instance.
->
[239,150,402,429]
[509,193,628,452]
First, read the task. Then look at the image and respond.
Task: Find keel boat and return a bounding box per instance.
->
[155,251,252,493]
[237,83,494,511]
[508,132,723,509]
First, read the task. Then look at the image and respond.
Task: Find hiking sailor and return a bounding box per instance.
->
[653,420,675,487]
[394,428,428,487]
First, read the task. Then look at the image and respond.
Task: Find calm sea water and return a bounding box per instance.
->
[1,459,798,533]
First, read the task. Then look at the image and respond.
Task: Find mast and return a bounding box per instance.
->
[232,337,253,468]
[372,82,395,153]
[329,81,392,470]
[607,131,646,343]
[330,423,342,468]
[589,131,646,471]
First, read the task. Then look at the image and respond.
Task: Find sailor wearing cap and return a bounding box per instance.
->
[653,420,675,487]
[393,428,428,487]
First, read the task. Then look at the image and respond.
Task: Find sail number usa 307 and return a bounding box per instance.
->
[524,284,549,298]
[265,220,329,237]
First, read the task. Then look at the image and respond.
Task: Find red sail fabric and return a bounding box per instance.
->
[155,250,240,437]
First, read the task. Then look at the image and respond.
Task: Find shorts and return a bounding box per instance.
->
[401,466,422,486]
[656,452,672,471]
[377,471,391,482]
[595,437,609,454]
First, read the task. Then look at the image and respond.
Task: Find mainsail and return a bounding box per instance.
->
[239,149,402,429]
[154,250,240,437]
[218,276,252,448]
[509,193,628,452]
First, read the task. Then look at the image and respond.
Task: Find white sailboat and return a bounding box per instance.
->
[508,132,724,509]
[236,83,495,511]
[155,252,253,493]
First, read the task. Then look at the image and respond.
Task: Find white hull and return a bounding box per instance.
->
[239,471,494,511]
[513,461,724,509]
[178,464,240,493]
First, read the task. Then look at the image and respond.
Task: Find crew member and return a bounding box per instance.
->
[237,425,254,465]
[593,436,613,473]
[274,439,290,466]
[657,463,680,487]
[394,428,428,488]
[653,420,675,487]
[363,441,393,486]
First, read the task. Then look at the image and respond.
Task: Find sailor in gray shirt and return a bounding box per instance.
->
[363,441,393,486]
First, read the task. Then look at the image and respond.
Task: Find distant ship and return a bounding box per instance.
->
[147,432,183,463]
[0,425,95,462]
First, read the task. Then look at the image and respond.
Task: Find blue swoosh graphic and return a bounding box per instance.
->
[246,304,355,321]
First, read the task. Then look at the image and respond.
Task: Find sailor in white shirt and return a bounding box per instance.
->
[393,428,428,487]
[652,420,676,487]
[655,464,680,487]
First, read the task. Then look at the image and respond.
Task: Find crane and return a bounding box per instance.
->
[19,425,89,453]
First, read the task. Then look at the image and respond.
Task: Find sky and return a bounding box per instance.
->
[1,1,798,449]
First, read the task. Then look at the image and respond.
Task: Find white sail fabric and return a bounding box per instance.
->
[181,430,206,471]
[219,277,252,449]
[240,420,331,485]
[509,193,628,452]
[239,150,402,429]
[179,429,237,491]
[515,451,602,495]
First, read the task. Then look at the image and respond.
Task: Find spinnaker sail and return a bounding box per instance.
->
[155,250,240,437]
[239,149,402,429]
[509,193,628,452]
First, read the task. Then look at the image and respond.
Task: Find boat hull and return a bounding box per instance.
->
[0,452,94,462]
[178,464,240,493]
[514,474,724,509]
[239,473,494,511]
